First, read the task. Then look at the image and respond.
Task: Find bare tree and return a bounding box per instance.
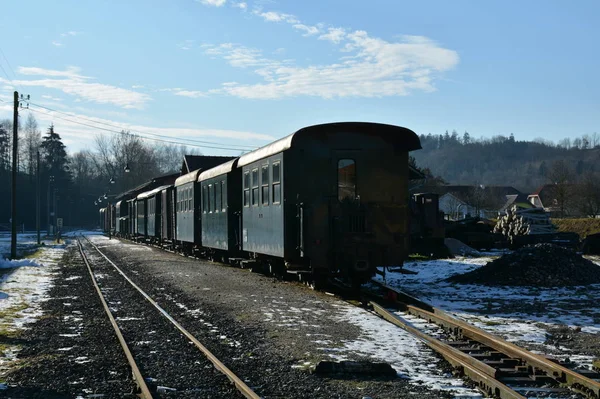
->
[154,143,201,174]
[92,131,162,194]
[592,132,600,149]
[546,160,574,217]
[22,113,41,179]
[574,171,600,217]
[443,194,466,220]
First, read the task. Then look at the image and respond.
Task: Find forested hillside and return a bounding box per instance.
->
[412,131,600,193]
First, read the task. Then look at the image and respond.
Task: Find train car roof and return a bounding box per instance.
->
[114,172,179,201]
[198,158,239,181]
[137,185,172,200]
[174,169,201,187]
[237,122,421,167]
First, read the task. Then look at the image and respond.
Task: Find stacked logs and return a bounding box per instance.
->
[493,205,556,240]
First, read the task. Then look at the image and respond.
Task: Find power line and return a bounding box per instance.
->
[0,46,24,92]
[27,106,250,152]
[28,101,258,150]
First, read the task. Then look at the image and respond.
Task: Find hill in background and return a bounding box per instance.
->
[412,131,600,193]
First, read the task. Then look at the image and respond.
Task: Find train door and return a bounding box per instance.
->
[329,151,370,280]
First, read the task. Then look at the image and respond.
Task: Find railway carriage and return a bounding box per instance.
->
[198,159,242,258]
[135,192,148,238]
[161,185,176,245]
[138,185,171,242]
[102,122,421,286]
[127,199,136,237]
[115,200,128,236]
[236,122,420,283]
[174,170,202,250]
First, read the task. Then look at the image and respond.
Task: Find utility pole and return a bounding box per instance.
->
[10,91,18,259]
[36,150,40,245]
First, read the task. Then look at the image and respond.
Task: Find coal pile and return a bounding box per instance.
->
[447,243,600,287]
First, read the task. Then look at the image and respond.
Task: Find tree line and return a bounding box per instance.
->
[413,130,600,194]
[0,114,199,230]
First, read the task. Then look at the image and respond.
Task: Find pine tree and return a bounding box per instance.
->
[463,131,471,145]
[0,124,9,172]
[41,124,70,186]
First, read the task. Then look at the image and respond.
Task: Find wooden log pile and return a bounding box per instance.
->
[493,206,556,240]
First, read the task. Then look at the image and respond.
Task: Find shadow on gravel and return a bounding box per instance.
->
[0,333,29,347]
[0,387,72,399]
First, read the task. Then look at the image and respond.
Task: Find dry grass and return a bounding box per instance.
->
[552,218,600,239]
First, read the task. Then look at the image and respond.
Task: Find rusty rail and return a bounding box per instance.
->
[371,302,526,399]
[77,238,154,399]
[82,235,261,399]
[371,281,600,399]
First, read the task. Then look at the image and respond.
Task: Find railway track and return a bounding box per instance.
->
[362,280,600,399]
[77,236,260,399]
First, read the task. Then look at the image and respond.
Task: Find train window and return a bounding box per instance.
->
[183,188,188,212]
[251,168,259,206]
[202,185,208,213]
[338,159,356,201]
[243,171,250,207]
[261,165,269,206]
[215,182,220,213]
[272,161,281,204]
[221,180,226,211]
[188,187,192,212]
[208,184,213,212]
[186,188,190,212]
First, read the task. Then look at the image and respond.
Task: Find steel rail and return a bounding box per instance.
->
[372,281,600,399]
[77,238,154,399]
[82,235,261,399]
[370,302,526,399]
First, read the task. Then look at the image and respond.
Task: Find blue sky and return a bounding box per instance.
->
[0,0,598,155]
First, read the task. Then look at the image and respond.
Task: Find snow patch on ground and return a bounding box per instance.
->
[263,294,481,397]
[0,234,65,373]
[375,255,600,370]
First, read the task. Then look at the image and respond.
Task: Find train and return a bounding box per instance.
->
[100,122,422,286]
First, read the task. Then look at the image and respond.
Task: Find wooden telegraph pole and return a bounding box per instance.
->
[36,150,41,245]
[10,91,18,259]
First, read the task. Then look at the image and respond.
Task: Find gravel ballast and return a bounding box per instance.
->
[447,243,600,287]
[79,236,455,398]
[1,235,468,398]
[0,244,137,399]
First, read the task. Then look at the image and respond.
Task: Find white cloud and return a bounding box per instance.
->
[41,95,62,101]
[293,24,320,36]
[233,2,247,10]
[131,85,145,89]
[196,0,226,6]
[255,10,298,23]
[60,31,81,37]
[17,107,274,153]
[177,40,195,50]
[51,41,63,47]
[19,66,90,79]
[159,87,206,98]
[203,43,277,68]
[319,27,346,44]
[6,66,151,109]
[203,32,458,99]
